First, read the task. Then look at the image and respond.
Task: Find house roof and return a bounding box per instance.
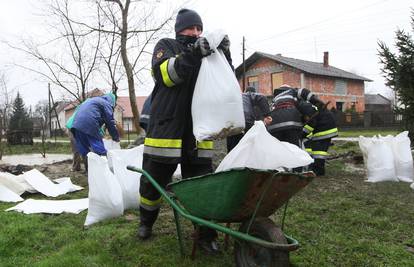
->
[235,51,372,82]
[117,96,148,118]
[365,94,391,105]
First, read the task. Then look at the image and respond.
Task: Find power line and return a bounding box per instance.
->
[251,0,392,44]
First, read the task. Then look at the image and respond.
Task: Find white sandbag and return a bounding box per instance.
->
[358,136,397,182]
[108,145,143,210]
[411,183,414,190]
[0,184,23,202]
[192,30,244,141]
[103,139,121,151]
[391,131,414,182]
[84,152,124,226]
[0,172,26,195]
[6,198,88,214]
[23,169,67,197]
[14,174,37,193]
[216,121,313,172]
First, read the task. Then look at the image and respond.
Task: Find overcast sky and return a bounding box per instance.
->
[0,0,413,107]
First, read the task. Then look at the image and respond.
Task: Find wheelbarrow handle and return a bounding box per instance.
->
[127,165,299,251]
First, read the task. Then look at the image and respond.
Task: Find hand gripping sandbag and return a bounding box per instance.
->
[192,30,245,141]
[84,152,124,226]
[216,121,313,172]
[108,145,143,210]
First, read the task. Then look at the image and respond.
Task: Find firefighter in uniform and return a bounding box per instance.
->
[268,84,325,148]
[302,103,338,176]
[138,9,232,254]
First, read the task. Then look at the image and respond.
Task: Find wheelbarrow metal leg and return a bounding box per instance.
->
[191,226,200,260]
[224,223,231,251]
[173,208,185,257]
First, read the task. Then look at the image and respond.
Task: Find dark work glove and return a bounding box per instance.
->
[315,99,326,111]
[192,37,213,58]
[217,35,230,53]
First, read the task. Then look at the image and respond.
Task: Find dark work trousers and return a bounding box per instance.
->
[139,157,217,241]
[270,129,303,173]
[309,138,332,176]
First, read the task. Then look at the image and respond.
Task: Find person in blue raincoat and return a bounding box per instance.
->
[67,93,120,163]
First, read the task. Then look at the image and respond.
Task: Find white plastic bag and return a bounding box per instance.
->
[391,131,414,182]
[84,152,124,226]
[216,121,313,172]
[192,30,245,141]
[358,136,397,182]
[108,145,143,210]
[103,139,121,151]
[0,184,23,202]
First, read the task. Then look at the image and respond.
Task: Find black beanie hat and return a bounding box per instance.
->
[175,9,203,33]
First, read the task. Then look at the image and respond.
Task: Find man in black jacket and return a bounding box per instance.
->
[138,8,232,254]
[268,84,324,148]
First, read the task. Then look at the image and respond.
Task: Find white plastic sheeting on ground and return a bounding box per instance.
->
[84,153,123,226]
[0,172,27,195]
[6,198,88,214]
[358,131,413,183]
[23,169,83,197]
[0,184,24,202]
[216,121,313,172]
[192,30,244,141]
[108,145,142,210]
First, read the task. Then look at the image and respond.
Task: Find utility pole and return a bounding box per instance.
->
[242,36,246,92]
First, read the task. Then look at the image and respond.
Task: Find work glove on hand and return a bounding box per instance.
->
[315,99,326,111]
[218,35,230,53]
[192,37,213,58]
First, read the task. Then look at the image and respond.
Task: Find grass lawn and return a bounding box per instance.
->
[338,128,401,138]
[1,151,414,266]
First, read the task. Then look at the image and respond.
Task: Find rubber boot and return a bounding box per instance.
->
[138,207,159,240]
[313,159,325,176]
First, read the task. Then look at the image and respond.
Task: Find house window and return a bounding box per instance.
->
[271,72,283,91]
[336,101,344,112]
[335,79,347,95]
[247,76,259,90]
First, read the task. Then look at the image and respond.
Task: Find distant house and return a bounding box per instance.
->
[235,51,372,112]
[117,96,147,131]
[365,94,392,112]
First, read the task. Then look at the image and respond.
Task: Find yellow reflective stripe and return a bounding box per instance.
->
[305,148,312,152]
[197,141,213,149]
[140,196,162,207]
[160,60,175,87]
[313,128,338,137]
[144,138,182,148]
[312,151,329,156]
[304,124,314,132]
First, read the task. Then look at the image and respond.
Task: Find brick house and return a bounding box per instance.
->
[235,51,372,112]
[117,96,147,131]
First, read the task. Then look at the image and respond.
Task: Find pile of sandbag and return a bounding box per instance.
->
[358,131,414,185]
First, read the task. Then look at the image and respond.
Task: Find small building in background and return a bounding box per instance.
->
[235,51,372,112]
[364,93,392,112]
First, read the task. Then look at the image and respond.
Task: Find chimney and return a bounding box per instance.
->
[323,51,329,67]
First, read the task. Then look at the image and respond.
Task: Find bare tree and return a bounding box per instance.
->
[100,0,177,132]
[0,72,15,160]
[8,0,103,102]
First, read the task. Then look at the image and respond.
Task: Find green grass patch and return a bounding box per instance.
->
[1,142,71,155]
[338,129,401,137]
[1,156,414,266]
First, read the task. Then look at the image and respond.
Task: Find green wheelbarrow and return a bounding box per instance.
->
[127,166,314,267]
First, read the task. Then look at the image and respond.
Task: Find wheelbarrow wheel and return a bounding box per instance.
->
[234,218,289,267]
